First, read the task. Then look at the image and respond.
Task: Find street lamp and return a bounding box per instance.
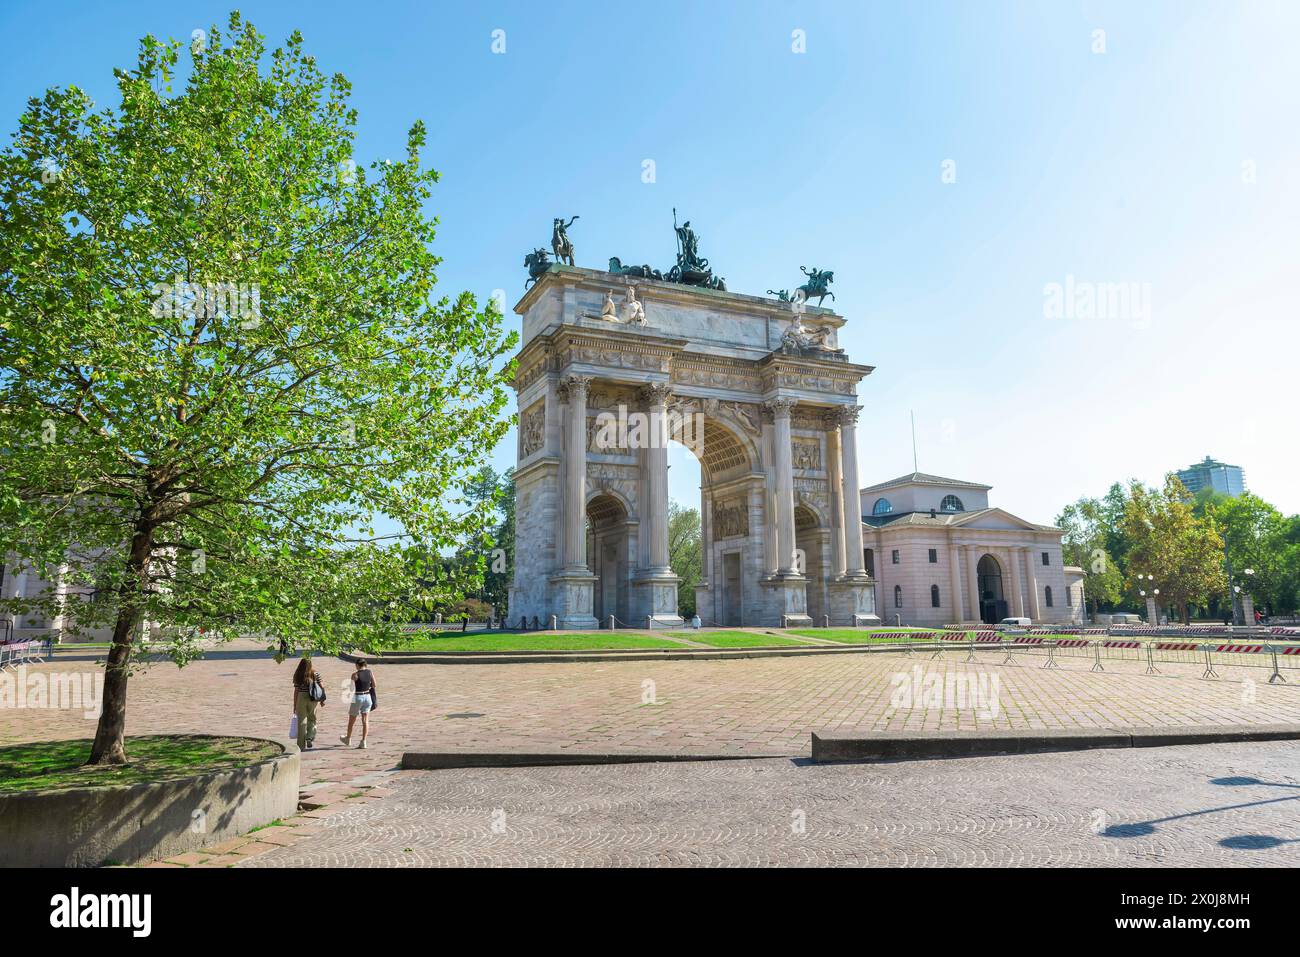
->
[1235,568,1258,625]
[1137,573,1160,625]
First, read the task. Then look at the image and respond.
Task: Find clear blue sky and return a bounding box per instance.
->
[4,1,1298,522]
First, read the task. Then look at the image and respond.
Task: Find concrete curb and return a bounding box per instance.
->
[401,750,774,770]
[810,724,1300,763]
[346,641,936,666]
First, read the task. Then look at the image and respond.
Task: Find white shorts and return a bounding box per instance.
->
[348,693,373,717]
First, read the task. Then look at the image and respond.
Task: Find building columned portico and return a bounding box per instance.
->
[509,264,880,628]
[861,472,1086,627]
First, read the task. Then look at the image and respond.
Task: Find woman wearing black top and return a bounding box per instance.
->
[339,658,377,749]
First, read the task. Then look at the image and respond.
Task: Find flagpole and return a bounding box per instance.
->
[911,410,918,472]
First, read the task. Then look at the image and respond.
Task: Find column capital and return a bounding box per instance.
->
[765,396,798,419]
[561,374,593,401]
[832,404,861,427]
[637,382,673,408]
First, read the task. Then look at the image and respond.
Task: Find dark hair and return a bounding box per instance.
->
[354,658,368,669]
[292,656,312,686]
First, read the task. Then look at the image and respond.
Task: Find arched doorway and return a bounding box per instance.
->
[680,414,762,626]
[976,554,1007,624]
[587,492,631,626]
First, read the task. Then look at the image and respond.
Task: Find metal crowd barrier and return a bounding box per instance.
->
[867,629,1300,683]
[0,638,52,671]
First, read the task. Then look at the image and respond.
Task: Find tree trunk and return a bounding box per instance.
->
[87,520,154,766]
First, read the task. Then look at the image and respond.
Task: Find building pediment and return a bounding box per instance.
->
[950,508,1053,532]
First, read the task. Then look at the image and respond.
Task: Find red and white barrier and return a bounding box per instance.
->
[1155,642,1198,651]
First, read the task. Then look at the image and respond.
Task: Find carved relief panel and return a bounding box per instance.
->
[713,498,750,539]
[792,436,822,471]
[519,400,545,458]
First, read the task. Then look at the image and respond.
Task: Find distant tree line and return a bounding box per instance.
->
[1057,475,1300,622]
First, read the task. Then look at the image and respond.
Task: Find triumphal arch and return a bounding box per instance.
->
[509,219,879,629]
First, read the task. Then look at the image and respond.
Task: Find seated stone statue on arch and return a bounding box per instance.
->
[781,314,845,358]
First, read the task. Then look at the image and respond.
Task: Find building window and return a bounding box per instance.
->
[891,549,900,565]
[894,584,902,608]
[873,498,894,516]
[1045,586,1053,608]
[930,584,941,608]
[928,548,938,564]
[1065,586,1073,607]
[940,495,963,512]
[1041,551,1050,566]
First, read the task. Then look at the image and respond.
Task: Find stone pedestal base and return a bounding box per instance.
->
[633,572,683,628]
[829,577,881,625]
[549,572,598,630]
[1241,593,1255,626]
[1145,596,1159,626]
[693,582,712,624]
[763,574,812,628]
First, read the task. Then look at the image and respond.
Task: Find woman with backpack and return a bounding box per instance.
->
[291,656,326,750]
[340,658,377,750]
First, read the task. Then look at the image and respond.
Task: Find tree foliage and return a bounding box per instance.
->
[668,501,701,618]
[0,14,515,762]
[1119,476,1227,623]
[1056,497,1124,616]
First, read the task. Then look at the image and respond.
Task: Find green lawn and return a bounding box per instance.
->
[667,630,817,648]
[375,632,685,653]
[0,735,280,794]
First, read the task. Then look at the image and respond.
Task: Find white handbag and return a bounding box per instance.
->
[288,713,299,740]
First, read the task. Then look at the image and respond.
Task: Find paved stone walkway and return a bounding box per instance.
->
[8,641,1299,761]
[3,641,1298,865]
[240,742,1300,867]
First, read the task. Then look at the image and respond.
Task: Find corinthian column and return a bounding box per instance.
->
[561,375,592,572]
[640,383,673,575]
[1022,546,1041,620]
[824,414,847,579]
[1006,547,1024,617]
[948,543,964,623]
[837,405,867,578]
[767,397,799,575]
[964,545,981,621]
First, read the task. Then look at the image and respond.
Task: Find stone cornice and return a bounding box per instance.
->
[514,264,845,326]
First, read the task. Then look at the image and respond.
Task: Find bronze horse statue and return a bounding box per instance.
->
[524,248,552,288]
[552,215,579,266]
[796,266,835,306]
[769,267,835,306]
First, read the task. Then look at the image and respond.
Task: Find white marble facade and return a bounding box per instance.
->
[509,265,879,629]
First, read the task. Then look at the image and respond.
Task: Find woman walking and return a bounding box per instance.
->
[291,656,326,750]
[340,658,378,749]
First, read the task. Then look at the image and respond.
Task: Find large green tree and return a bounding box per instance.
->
[1056,496,1125,617]
[0,15,514,763]
[1204,491,1299,614]
[668,501,701,618]
[1120,476,1227,623]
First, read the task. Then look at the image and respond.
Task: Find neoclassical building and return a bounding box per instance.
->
[861,472,1086,626]
[510,263,878,629]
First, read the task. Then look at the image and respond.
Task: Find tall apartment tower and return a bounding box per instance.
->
[1176,456,1246,497]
